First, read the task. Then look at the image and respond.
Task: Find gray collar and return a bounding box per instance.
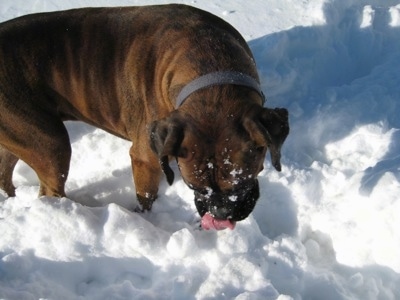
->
[175,71,265,108]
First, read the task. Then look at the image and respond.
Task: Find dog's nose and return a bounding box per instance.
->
[210,206,231,220]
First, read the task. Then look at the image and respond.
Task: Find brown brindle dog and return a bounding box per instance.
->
[0,5,289,230]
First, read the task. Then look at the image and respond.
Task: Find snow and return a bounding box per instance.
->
[1,0,400,299]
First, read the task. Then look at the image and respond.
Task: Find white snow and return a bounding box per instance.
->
[1,0,400,299]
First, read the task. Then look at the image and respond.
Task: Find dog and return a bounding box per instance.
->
[0,5,289,230]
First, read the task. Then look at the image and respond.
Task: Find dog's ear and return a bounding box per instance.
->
[243,107,289,171]
[149,117,186,185]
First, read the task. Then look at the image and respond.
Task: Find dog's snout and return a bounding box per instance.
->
[194,180,260,222]
[210,206,231,220]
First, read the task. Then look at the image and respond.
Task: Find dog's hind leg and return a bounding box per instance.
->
[0,145,19,197]
[0,108,72,198]
[27,120,72,198]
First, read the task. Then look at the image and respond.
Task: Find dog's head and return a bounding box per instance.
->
[150,105,289,229]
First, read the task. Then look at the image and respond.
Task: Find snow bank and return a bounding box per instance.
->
[250,0,400,273]
[1,0,400,299]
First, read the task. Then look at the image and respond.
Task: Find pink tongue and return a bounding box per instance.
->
[201,212,236,230]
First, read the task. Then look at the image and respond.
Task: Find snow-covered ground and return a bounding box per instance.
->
[1,0,400,299]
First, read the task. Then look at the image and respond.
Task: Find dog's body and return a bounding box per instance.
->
[0,5,289,229]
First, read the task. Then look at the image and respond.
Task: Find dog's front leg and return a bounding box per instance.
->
[130,146,162,211]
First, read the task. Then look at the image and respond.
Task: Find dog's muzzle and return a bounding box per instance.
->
[194,179,260,222]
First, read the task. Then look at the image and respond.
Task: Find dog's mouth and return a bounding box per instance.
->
[201,212,236,230]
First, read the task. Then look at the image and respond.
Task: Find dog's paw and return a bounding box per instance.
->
[133,205,145,213]
[136,193,156,211]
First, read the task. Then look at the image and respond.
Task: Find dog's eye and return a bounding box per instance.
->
[246,142,265,154]
[255,146,265,152]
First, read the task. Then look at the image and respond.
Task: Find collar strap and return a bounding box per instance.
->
[175,71,265,108]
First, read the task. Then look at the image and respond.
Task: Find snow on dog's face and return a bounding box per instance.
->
[179,134,263,230]
[150,106,289,230]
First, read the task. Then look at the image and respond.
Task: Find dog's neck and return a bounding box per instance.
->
[175,71,265,108]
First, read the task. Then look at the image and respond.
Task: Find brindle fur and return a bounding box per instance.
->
[0,5,289,221]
